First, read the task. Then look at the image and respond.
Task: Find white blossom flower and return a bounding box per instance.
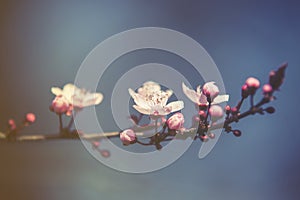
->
[51,83,103,109]
[129,82,184,116]
[182,82,229,106]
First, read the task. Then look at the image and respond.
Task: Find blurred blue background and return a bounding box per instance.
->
[0,0,299,199]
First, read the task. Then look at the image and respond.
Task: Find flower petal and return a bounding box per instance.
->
[81,92,103,107]
[165,89,173,97]
[51,87,63,96]
[182,82,200,104]
[128,88,138,99]
[166,101,184,112]
[212,94,229,104]
[133,105,150,115]
[62,83,76,102]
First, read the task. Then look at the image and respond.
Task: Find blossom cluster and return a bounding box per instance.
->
[119,63,287,147]
[0,63,287,158]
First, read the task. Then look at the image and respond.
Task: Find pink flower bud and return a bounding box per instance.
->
[202,82,220,101]
[167,112,185,130]
[25,113,36,123]
[51,96,70,114]
[92,141,100,148]
[120,129,136,145]
[245,77,260,89]
[209,105,224,120]
[241,84,249,98]
[198,110,207,119]
[200,134,209,142]
[262,84,273,94]
[8,119,17,131]
[225,105,231,114]
[100,150,110,158]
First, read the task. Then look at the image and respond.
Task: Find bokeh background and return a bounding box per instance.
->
[0,0,299,199]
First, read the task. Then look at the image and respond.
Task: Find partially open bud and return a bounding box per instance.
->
[209,105,224,121]
[202,82,220,102]
[25,113,36,124]
[167,112,185,130]
[245,77,260,88]
[50,95,70,114]
[120,129,136,145]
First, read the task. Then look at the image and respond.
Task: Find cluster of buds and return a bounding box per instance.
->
[5,113,36,141]
[222,63,287,137]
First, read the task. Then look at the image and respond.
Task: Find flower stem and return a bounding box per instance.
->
[58,114,63,133]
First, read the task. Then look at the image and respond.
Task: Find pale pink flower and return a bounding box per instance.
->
[120,129,136,145]
[50,95,70,114]
[25,113,36,123]
[245,77,260,89]
[167,112,185,130]
[51,83,103,109]
[182,82,229,106]
[209,105,224,121]
[129,82,184,116]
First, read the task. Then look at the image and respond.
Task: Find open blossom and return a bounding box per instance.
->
[182,82,229,106]
[120,129,136,145]
[129,82,184,116]
[167,112,184,130]
[51,83,103,109]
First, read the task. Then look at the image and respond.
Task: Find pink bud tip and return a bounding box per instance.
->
[263,84,273,94]
[225,105,231,111]
[92,141,100,148]
[245,77,260,88]
[242,84,248,91]
[167,112,185,130]
[198,110,207,118]
[200,134,209,142]
[26,113,36,123]
[8,119,17,130]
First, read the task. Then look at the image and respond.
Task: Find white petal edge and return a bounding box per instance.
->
[212,94,229,104]
[182,82,200,104]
